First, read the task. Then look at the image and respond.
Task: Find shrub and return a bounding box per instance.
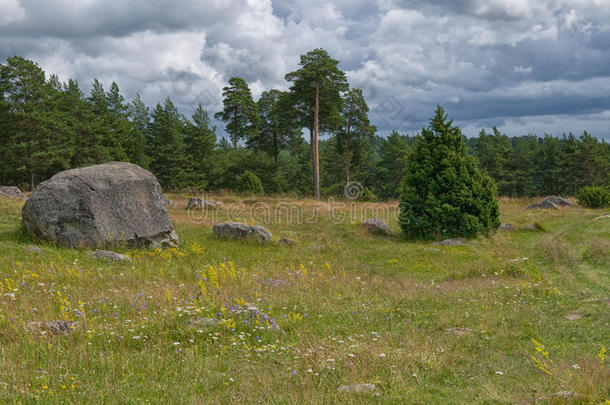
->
[360,187,378,202]
[578,186,610,208]
[237,170,264,195]
[399,106,500,239]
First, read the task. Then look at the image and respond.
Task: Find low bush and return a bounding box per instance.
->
[578,186,610,208]
[237,170,264,195]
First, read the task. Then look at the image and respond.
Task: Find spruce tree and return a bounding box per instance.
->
[147,98,188,189]
[184,103,216,190]
[0,56,69,188]
[127,93,151,168]
[400,106,499,239]
[106,82,132,161]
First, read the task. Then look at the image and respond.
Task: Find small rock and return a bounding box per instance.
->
[91,250,131,262]
[337,383,376,393]
[361,218,392,236]
[499,223,514,231]
[0,186,27,200]
[523,223,543,231]
[564,312,582,321]
[27,245,43,253]
[446,327,477,335]
[432,238,467,246]
[424,248,440,252]
[279,238,295,246]
[213,222,271,242]
[25,320,78,336]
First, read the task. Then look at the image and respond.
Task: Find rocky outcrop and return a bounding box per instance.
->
[22,162,178,248]
[526,196,573,210]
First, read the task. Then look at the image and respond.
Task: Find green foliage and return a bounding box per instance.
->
[285,48,348,198]
[0,55,608,198]
[214,77,258,149]
[237,170,264,195]
[400,106,500,239]
[578,186,610,208]
[147,98,188,190]
[184,104,216,190]
[373,131,412,200]
[360,187,378,202]
[248,89,302,166]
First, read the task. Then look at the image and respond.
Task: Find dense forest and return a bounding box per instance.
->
[1,54,609,199]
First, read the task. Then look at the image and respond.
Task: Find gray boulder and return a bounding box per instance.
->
[91,250,131,262]
[499,223,515,231]
[526,198,559,210]
[432,238,467,246]
[545,196,573,207]
[362,218,392,236]
[0,186,27,200]
[213,222,271,242]
[187,197,223,210]
[22,162,178,249]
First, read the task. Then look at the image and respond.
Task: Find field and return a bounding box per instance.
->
[0,195,608,404]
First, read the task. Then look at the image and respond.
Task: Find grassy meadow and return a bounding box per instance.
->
[0,195,608,404]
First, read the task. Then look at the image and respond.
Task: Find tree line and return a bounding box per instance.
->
[1,53,608,199]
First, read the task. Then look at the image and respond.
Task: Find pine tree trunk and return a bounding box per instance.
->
[344,101,354,189]
[313,82,320,199]
[273,131,279,166]
[233,107,238,149]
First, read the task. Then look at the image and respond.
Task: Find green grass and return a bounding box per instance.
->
[0,195,608,404]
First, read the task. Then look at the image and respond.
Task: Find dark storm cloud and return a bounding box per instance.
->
[0,0,608,139]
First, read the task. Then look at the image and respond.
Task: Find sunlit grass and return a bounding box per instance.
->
[0,195,608,403]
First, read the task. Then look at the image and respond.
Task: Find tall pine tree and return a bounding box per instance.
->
[285,49,347,199]
[214,77,258,149]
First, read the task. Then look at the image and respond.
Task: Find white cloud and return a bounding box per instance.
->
[1,0,609,139]
[0,0,26,25]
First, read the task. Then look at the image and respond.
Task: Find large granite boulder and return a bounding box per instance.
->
[0,186,27,200]
[213,222,271,242]
[22,162,178,248]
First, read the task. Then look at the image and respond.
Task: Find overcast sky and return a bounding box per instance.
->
[1,0,609,139]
